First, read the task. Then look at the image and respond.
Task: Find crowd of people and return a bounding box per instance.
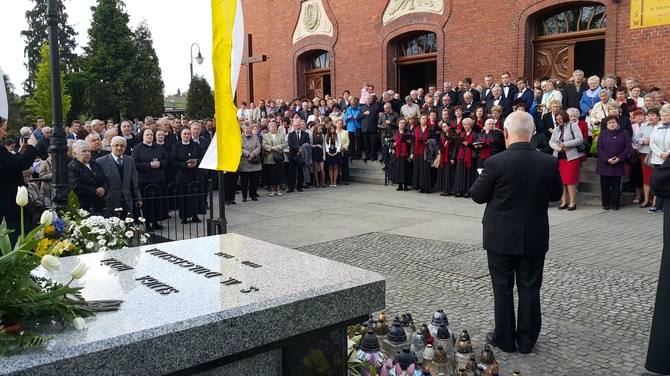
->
[232,70,668,213]
[2,70,670,240]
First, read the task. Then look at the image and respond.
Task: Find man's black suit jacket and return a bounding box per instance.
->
[562,81,589,111]
[485,97,512,118]
[470,142,563,255]
[288,130,310,157]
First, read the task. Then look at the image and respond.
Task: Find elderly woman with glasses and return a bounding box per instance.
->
[68,140,109,216]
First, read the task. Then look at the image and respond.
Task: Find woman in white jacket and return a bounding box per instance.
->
[648,107,670,213]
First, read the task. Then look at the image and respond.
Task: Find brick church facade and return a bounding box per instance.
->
[236,0,670,103]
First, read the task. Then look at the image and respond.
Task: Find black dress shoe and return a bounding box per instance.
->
[419,189,426,193]
[287,189,294,193]
[603,206,610,210]
[192,216,201,223]
[463,193,470,198]
[396,185,403,191]
[567,205,577,211]
[612,206,619,211]
[297,189,303,192]
[403,186,408,191]
[455,192,463,197]
[485,332,517,353]
[242,198,247,202]
[251,197,258,201]
[558,204,568,210]
[230,201,236,205]
[153,223,164,230]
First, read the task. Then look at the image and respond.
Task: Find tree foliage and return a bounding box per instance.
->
[21,0,78,94]
[124,19,165,119]
[24,44,71,126]
[83,0,136,122]
[186,76,215,120]
[65,72,89,123]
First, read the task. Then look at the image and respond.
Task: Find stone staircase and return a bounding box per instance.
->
[348,158,389,185]
[575,158,635,206]
[348,156,636,207]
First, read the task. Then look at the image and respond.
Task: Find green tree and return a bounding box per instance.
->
[2,74,27,132]
[21,0,78,94]
[125,19,165,119]
[65,71,89,123]
[186,76,215,120]
[83,0,136,121]
[24,44,71,126]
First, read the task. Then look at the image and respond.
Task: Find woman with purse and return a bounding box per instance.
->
[239,123,262,202]
[549,110,584,210]
[262,122,287,196]
[635,108,657,208]
[596,115,632,210]
[324,125,342,187]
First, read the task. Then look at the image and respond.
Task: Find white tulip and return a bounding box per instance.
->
[16,186,28,207]
[70,262,89,279]
[40,255,61,272]
[72,317,86,330]
[40,210,53,226]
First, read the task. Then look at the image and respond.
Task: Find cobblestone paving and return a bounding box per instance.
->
[296,233,659,375]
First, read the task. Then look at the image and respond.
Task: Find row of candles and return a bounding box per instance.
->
[352,309,522,376]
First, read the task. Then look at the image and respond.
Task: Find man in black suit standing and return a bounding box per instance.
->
[500,72,519,100]
[513,77,534,110]
[485,85,512,118]
[562,69,589,115]
[287,120,310,192]
[470,111,563,354]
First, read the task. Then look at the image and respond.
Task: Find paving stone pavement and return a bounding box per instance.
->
[225,183,665,375]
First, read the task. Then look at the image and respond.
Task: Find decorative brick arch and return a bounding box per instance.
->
[290,0,339,97]
[381,25,445,93]
[293,45,334,99]
[512,0,618,80]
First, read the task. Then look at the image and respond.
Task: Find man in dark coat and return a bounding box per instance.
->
[646,157,670,374]
[97,136,142,218]
[470,111,563,354]
[358,95,381,161]
[562,69,589,114]
[0,119,39,244]
[287,120,310,192]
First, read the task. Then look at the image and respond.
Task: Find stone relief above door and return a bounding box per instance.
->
[382,0,444,26]
[292,0,334,44]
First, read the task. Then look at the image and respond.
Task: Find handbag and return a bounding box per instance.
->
[569,124,589,153]
[272,151,285,163]
[644,152,654,168]
[293,154,305,166]
[626,149,640,165]
[431,152,441,168]
[249,156,261,164]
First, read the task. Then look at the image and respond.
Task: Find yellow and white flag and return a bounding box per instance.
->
[201,0,244,172]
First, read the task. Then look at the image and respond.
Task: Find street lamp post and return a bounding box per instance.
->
[47,0,68,211]
[190,42,204,96]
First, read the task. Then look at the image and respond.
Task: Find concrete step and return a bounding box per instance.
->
[575,191,636,206]
[349,172,388,185]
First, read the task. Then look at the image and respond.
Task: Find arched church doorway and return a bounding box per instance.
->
[395,32,437,97]
[300,51,331,100]
[533,4,606,81]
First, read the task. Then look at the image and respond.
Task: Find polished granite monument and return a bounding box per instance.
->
[0,234,385,375]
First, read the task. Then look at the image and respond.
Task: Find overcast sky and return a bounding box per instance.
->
[1,0,215,96]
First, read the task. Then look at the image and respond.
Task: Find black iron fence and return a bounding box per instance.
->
[29,179,217,246]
